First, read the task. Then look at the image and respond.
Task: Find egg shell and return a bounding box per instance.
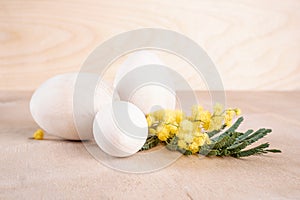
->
[30,72,119,140]
[93,101,148,157]
[113,50,176,113]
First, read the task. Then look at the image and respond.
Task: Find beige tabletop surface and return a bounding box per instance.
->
[0,91,299,199]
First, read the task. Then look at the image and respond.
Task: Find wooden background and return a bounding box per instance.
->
[0,0,299,91]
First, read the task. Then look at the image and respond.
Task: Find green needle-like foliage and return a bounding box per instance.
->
[234,129,254,144]
[233,143,271,158]
[140,135,159,151]
[207,124,226,138]
[140,116,281,158]
[166,136,179,151]
[206,118,281,157]
[212,117,244,142]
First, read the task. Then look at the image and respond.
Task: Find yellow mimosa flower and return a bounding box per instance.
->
[200,111,211,130]
[178,139,187,149]
[180,119,194,133]
[33,129,44,140]
[213,103,224,115]
[191,105,203,120]
[174,110,184,124]
[193,136,205,147]
[156,125,170,141]
[166,123,178,134]
[188,142,200,153]
[146,115,153,127]
[235,108,242,116]
[209,115,224,131]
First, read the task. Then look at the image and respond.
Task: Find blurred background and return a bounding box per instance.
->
[0,0,299,91]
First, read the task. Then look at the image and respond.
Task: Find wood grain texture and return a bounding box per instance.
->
[1,91,299,199]
[0,0,300,91]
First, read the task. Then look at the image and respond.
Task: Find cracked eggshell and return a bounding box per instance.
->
[30,72,119,140]
[113,50,176,114]
[93,101,148,157]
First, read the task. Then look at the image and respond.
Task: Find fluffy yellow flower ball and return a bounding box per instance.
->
[178,139,187,149]
[33,129,44,140]
[213,103,224,115]
[191,105,203,121]
[235,108,242,116]
[200,111,211,130]
[180,119,194,133]
[188,142,200,153]
[146,115,154,127]
[156,125,170,141]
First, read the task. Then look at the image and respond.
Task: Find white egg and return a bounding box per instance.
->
[30,72,119,140]
[93,101,148,157]
[113,50,176,114]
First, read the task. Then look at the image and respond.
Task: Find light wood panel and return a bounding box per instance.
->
[1,91,299,198]
[0,0,300,91]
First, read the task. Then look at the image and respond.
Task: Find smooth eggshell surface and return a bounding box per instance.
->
[30,72,119,140]
[113,50,176,114]
[93,101,148,157]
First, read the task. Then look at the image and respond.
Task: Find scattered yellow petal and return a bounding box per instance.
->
[235,108,242,116]
[33,129,44,140]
